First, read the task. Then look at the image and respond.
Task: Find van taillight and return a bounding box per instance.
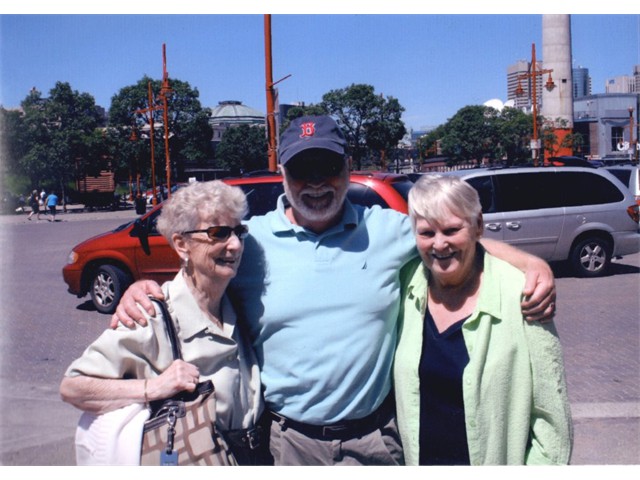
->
[627,204,640,224]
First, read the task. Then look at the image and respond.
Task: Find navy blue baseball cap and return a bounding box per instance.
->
[279,115,347,166]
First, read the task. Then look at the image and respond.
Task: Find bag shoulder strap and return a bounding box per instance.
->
[149,297,182,361]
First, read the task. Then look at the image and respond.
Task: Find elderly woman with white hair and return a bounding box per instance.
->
[60,180,267,465]
[393,174,573,465]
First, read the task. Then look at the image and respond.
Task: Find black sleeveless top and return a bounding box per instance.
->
[418,306,471,465]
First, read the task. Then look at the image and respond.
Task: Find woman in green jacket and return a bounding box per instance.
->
[393,174,572,465]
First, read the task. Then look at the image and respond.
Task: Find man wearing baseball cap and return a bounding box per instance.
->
[112,115,556,465]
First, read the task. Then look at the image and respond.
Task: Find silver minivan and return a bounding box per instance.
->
[429,166,640,277]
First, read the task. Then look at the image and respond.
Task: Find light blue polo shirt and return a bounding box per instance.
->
[230,195,417,424]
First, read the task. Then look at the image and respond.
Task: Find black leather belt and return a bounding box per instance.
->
[269,395,394,440]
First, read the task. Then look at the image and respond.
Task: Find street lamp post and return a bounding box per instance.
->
[159,44,173,198]
[515,43,555,166]
[629,107,637,163]
[132,45,173,206]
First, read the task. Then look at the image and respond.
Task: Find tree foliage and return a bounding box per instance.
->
[281,103,328,133]
[108,76,212,185]
[438,105,500,165]
[14,83,104,195]
[320,84,406,170]
[495,107,534,165]
[215,124,268,175]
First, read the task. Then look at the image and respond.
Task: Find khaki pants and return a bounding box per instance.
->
[268,412,404,466]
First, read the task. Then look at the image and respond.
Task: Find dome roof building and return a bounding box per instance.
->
[209,100,265,142]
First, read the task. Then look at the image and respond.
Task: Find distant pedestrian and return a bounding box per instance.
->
[27,190,41,221]
[46,191,59,221]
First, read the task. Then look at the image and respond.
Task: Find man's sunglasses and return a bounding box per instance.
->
[285,157,345,181]
[182,225,249,242]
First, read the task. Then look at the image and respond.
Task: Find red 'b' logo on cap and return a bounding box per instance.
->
[299,122,316,138]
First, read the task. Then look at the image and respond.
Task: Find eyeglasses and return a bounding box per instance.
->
[285,156,345,181]
[182,225,248,242]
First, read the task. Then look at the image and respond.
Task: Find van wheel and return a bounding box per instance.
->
[90,265,131,314]
[570,237,611,277]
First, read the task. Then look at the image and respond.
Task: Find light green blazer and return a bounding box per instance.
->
[393,251,573,465]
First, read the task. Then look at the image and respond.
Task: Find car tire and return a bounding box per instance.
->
[570,237,612,278]
[89,265,132,314]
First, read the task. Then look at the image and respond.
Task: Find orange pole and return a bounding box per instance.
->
[147,82,157,206]
[531,44,539,166]
[161,44,172,198]
[264,15,278,172]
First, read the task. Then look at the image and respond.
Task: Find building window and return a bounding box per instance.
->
[611,126,624,150]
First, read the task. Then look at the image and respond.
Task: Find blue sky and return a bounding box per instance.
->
[1,12,639,131]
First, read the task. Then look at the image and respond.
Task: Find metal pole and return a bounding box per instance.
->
[161,44,172,198]
[264,14,278,172]
[532,44,539,167]
[147,82,158,206]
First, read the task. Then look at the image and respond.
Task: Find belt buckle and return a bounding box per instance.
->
[245,427,260,450]
[322,424,348,437]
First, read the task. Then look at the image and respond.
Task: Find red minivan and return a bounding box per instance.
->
[63,173,412,313]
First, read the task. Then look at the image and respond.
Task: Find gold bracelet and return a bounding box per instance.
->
[144,379,149,404]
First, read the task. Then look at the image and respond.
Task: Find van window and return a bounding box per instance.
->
[606,169,631,187]
[493,172,564,211]
[492,171,623,212]
[465,176,496,213]
[557,172,624,206]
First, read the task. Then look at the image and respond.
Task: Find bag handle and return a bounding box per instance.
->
[149,297,183,361]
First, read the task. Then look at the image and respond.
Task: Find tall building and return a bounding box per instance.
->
[605,75,635,93]
[572,67,592,98]
[507,60,544,112]
[634,65,640,93]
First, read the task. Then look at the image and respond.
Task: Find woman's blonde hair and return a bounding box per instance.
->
[408,174,482,231]
[156,181,248,247]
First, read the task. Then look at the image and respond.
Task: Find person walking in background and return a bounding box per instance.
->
[45,190,59,221]
[394,174,572,465]
[27,190,41,220]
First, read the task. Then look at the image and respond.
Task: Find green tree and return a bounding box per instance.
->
[1,106,29,193]
[365,96,406,169]
[215,124,268,175]
[108,76,212,186]
[495,107,533,165]
[16,83,104,198]
[440,105,500,165]
[321,84,406,170]
[416,125,446,160]
[281,103,328,134]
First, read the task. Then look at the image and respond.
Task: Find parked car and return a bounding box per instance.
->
[63,172,413,313]
[416,166,640,277]
[603,164,640,206]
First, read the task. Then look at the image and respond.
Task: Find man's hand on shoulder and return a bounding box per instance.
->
[521,256,556,323]
[109,280,164,329]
